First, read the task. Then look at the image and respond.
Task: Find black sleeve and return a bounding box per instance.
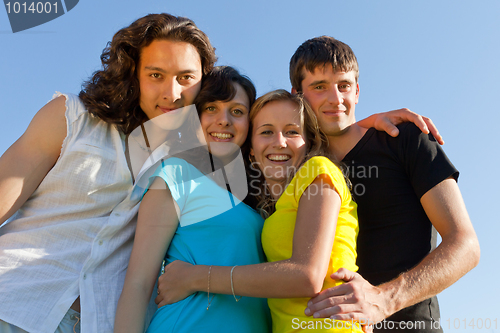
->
[398,123,459,199]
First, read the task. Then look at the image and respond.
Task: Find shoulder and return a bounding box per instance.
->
[161,157,196,170]
[397,122,424,136]
[153,157,199,181]
[299,156,343,178]
[395,122,441,143]
[291,156,347,197]
[24,94,69,152]
[51,92,89,124]
[5,93,70,173]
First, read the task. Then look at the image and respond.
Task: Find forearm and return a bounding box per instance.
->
[190,260,323,299]
[114,283,152,333]
[379,232,480,316]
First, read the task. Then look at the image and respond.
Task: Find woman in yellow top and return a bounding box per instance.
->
[159,89,362,333]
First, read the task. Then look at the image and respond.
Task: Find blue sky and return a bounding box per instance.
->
[1,1,499,331]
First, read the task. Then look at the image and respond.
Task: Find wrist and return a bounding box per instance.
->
[378,276,406,317]
[191,265,209,292]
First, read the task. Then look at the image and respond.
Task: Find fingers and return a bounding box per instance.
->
[399,109,430,135]
[423,116,444,145]
[305,268,359,314]
[379,118,400,137]
[155,272,167,306]
[305,295,349,318]
[363,324,374,333]
[157,299,168,308]
[305,284,361,318]
[330,267,358,282]
[307,282,352,307]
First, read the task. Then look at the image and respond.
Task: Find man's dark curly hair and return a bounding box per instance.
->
[79,13,217,134]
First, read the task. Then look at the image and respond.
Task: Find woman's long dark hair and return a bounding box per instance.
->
[79,13,217,134]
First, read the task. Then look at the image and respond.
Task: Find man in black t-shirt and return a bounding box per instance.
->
[290,36,480,332]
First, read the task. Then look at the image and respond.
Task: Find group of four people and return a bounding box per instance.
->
[0,13,479,333]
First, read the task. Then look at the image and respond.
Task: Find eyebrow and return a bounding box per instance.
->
[206,102,249,110]
[232,103,249,109]
[143,66,166,73]
[308,80,328,87]
[257,123,300,129]
[143,66,200,74]
[308,78,355,87]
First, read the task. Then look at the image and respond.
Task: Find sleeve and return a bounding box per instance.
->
[293,156,350,205]
[398,123,459,199]
[52,91,88,142]
[144,157,190,213]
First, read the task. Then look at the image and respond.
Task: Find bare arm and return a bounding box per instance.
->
[0,96,67,224]
[305,178,480,324]
[155,175,341,306]
[357,109,444,145]
[114,177,179,333]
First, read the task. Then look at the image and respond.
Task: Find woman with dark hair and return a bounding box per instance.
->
[149,90,363,333]
[114,66,271,332]
[0,13,215,333]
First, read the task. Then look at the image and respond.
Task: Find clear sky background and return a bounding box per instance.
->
[1,1,499,331]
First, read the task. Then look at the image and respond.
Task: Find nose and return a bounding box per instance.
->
[162,79,182,103]
[327,86,343,105]
[217,110,232,127]
[273,132,287,149]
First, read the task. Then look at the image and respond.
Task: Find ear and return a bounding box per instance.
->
[355,82,360,104]
[250,148,254,156]
[291,87,297,95]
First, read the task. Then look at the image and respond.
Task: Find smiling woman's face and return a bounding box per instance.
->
[199,83,250,160]
[250,99,307,188]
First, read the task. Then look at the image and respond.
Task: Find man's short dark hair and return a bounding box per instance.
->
[289,36,359,92]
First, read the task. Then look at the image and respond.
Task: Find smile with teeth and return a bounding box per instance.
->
[210,132,233,139]
[267,154,291,161]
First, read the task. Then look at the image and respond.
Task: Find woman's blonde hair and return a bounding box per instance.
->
[248,89,335,218]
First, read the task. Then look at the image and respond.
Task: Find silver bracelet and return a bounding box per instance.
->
[230,265,242,302]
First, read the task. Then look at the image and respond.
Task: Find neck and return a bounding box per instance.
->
[327,123,368,161]
[142,123,172,152]
[265,179,284,200]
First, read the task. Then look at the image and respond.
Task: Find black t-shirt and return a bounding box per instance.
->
[342,123,458,332]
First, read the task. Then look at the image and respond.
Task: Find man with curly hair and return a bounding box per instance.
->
[0,13,216,333]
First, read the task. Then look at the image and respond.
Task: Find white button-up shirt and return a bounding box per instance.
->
[0,93,142,333]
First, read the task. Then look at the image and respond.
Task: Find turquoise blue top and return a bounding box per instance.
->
[145,157,271,333]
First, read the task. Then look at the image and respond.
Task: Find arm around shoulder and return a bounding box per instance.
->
[156,174,342,305]
[0,95,67,224]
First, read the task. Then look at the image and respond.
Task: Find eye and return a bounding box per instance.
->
[150,73,162,79]
[260,130,272,135]
[339,83,352,91]
[287,130,300,135]
[231,108,245,116]
[314,85,324,90]
[179,74,195,82]
[205,105,216,112]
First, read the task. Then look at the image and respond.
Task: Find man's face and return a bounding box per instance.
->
[137,39,203,120]
[300,64,359,136]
